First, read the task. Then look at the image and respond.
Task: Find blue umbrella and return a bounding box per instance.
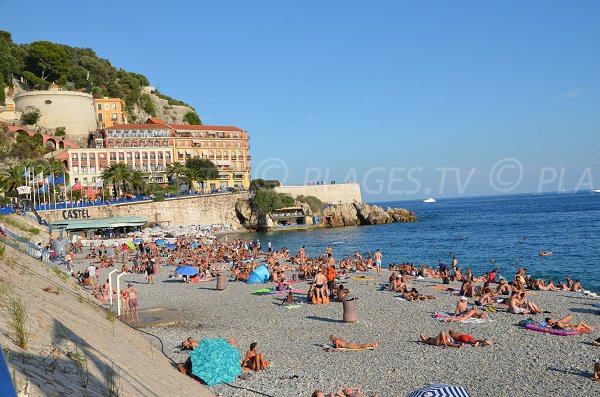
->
[190,338,241,386]
[175,266,198,276]
[164,243,176,250]
[155,239,166,245]
[407,384,471,397]
[133,238,142,244]
[190,241,201,247]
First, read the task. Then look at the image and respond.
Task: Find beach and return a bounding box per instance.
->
[88,257,600,397]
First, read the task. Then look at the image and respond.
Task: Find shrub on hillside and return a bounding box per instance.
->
[21,106,41,125]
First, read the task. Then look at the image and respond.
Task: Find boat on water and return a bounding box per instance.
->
[423,197,436,203]
[593,189,600,193]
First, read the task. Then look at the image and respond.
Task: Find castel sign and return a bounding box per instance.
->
[62,209,91,219]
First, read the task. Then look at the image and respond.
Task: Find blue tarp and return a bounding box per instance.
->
[247,264,270,284]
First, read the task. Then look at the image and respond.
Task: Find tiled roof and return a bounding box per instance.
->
[107,123,171,130]
[170,124,243,131]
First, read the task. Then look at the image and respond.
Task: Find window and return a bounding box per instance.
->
[104,103,109,110]
[125,141,130,147]
[165,152,171,159]
[72,166,79,174]
[142,153,148,160]
[99,153,105,160]
[89,153,95,161]
[112,113,117,120]
[158,152,163,160]
[90,166,96,174]
[126,153,132,160]
[81,154,87,161]
[135,153,140,159]
[118,153,124,160]
[71,154,78,160]
[110,153,116,160]
[150,153,155,160]
[81,165,87,174]
[98,113,103,121]
[97,104,102,110]
[109,142,114,148]
[112,103,117,110]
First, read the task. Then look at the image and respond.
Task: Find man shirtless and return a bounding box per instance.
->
[445,297,487,322]
[127,284,139,321]
[312,269,328,304]
[419,331,463,348]
[374,249,382,276]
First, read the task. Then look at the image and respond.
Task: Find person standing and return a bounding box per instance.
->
[374,249,382,276]
[127,283,139,322]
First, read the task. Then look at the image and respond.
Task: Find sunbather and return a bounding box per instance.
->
[448,330,492,347]
[545,315,593,332]
[243,342,269,371]
[593,362,600,381]
[445,297,487,322]
[419,331,463,348]
[329,335,379,349]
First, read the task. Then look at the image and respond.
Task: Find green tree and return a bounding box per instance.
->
[130,170,147,195]
[185,159,219,191]
[25,41,69,82]
[252,190,294,215]
[249,179,281,191]
[0,164,25,196]
[184,111,202,125]
[166,161,186,195]
[55,126,66,136]
[182,167,200,193]
[101,163,133,198]
[21,106,41,125]
[0,74,5,105]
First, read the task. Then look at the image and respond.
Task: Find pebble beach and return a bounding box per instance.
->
[89,258,600,397]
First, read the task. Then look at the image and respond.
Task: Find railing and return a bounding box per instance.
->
[0,346,17,397]
[1,228,54,267]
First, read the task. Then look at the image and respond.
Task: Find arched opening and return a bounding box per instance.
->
[58,141,64,149]
[45,138,57,151]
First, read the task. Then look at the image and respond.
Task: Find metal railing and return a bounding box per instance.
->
[1,228,54,267]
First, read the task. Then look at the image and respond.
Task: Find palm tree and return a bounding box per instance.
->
[130,170,147,195]
[166,161,186,195]
[101,163,133,198]
[0,164,26,196]
[182,167,200,193]
[42,158,68,180]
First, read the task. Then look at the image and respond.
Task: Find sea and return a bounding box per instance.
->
[239,192,600,293]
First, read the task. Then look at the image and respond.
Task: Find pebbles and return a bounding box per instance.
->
[95,262,599,397]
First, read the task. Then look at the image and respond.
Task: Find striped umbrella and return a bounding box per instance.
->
[407,384,471,397]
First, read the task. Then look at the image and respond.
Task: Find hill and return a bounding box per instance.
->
[0,31,202,124]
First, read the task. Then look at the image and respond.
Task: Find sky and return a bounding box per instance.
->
[2,0,599,201]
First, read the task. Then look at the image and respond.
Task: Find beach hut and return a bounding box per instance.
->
[247,264,270,284]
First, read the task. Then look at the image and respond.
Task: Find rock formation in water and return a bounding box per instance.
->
[235,198,415,229]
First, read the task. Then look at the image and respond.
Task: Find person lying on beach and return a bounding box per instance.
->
[448,330,493,347]
[242,342,269,371]
[330,386,380,397]
[401,288,436,301]
[181,336,237,350]
[445,297,487,322]
[329,335,379,349]
[545,315,593,332]
[419,331,463,348]
[566,277,583,292]
[533,279,558,291]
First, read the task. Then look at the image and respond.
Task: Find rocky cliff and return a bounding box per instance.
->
[235,198,415,229]
[129,87,196,124]
[322,202,416,227]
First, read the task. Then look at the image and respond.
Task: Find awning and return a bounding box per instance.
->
[51,216,148,231]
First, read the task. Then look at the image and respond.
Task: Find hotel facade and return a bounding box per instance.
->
[57,118,250,198]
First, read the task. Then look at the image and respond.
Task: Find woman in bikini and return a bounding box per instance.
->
[448,330,492,347]
[242,342,269,371]
[329,335,379,349]
[419,330,463,348]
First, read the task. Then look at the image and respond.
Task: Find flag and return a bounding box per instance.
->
[38,185,48,193]
[46,174,55,185]
[22,167,29,177]
[70,181,81,191]
[53,174,65,185]
[34,172,44,182]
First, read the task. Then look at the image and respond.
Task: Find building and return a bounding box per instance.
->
[57,118,250,198]
[94,97,128,129]
[170,123,251,191]
[14,84,97,137]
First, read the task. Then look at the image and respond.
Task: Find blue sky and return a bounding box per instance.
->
[2,1,599,201]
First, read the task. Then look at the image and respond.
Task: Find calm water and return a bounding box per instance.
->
[239,192,600,292]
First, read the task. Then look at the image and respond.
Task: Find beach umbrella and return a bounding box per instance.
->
[175,266,198,276]
[164,243,176,250]
[155,239,166,245]
[133,238,142,244]
[190,241,201,247]
[126,241,136,250]
[190,338,241,386]
[407,384,471,397]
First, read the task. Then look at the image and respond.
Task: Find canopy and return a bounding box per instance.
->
[407,384,471,397]
[190,338,241,386]
[175,266,198,276]
[247,264,270,284]
[50,216,148,231]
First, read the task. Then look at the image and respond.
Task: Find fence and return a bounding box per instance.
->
[1,228,54,267]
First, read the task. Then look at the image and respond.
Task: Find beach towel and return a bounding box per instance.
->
[254,288,272,294]
[351,277,376,281]
[395,297,408,302]
[284,304,302,309]
[322,344,374,352]
[523,322,580,336]
[433,312,493,324]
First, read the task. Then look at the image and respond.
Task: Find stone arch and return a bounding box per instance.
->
[58,141,65,149]
[45,138,57,151]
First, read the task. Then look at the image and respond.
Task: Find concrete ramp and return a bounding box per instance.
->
[121,307,188,328]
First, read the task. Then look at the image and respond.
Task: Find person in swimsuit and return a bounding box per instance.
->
[374,249,382,276]
[545,315,593,332]
[419,330,463,348]
[448,330,492,347]
[242,342,269,371]
[329,335,379,349]
[127,284,139,321]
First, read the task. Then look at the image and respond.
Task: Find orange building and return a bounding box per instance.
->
[94,97,127,129]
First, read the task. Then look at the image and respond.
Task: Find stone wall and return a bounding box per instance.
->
[274,183,362,204]
[39,192,250,228]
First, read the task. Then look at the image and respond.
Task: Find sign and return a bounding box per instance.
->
[62,209,91,220]
[17,186,31,195]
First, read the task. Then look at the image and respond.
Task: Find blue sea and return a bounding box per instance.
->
[242,192,600,293]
